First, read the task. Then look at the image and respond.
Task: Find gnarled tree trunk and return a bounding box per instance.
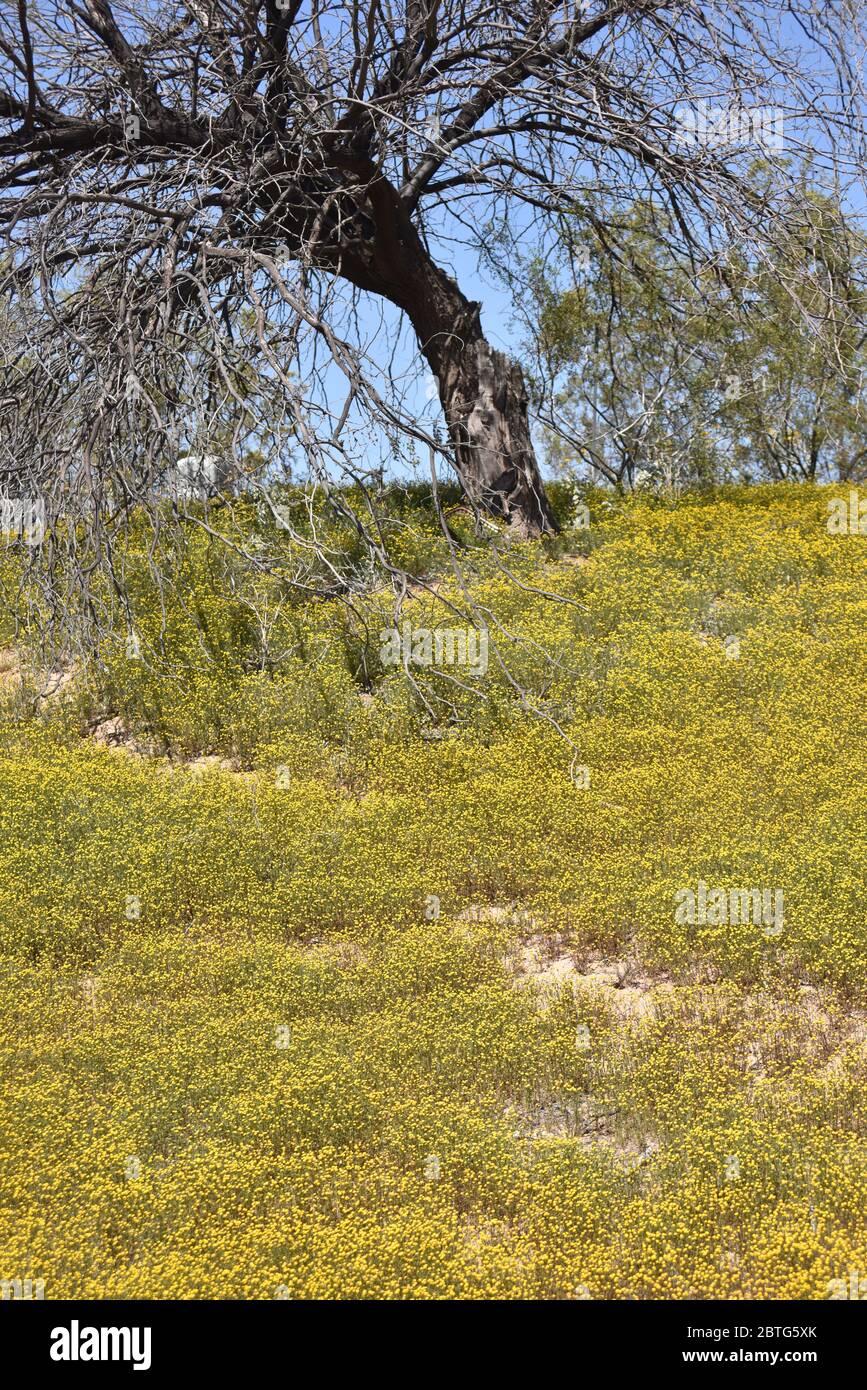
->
[299,169,560,538]
[417,290,559,538]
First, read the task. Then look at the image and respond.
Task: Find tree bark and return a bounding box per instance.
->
[294,167,560,537]
[412,276,560,538]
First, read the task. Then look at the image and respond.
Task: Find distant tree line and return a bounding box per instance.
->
[516,174,867,491]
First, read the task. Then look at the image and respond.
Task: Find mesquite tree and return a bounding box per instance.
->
[1,1,866,553]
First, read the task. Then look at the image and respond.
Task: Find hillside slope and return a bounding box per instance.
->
[2,484,866,1299]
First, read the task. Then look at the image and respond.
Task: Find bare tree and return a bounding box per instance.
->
[1,0,866,553]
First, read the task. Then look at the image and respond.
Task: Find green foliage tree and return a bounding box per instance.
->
[522,177,867,490]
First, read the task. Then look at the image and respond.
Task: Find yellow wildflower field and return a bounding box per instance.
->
[1,483,866,1299]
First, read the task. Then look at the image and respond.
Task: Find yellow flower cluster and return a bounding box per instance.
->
[1,482,866,1298]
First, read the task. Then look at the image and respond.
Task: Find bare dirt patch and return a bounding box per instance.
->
[505,931,674,1020]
